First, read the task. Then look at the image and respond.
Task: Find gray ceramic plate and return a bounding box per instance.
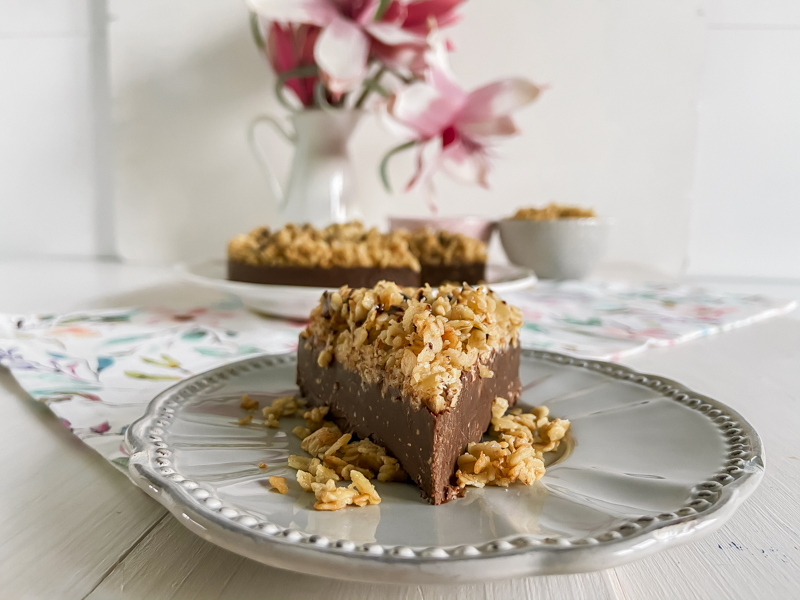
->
[125,350,763,583]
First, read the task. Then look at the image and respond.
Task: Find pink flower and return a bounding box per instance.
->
[265,22,322,107]
[384,67,542,189]
[246,0,465,95]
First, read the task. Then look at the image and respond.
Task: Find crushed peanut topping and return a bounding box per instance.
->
[258,462,267,469]
[512,203,596,221]
[302,281,523,413]
[228,222,420,270]
[268,476,289,494]
[240,394,259,410]
[260,395,303,428]
[287,417,408,511]
[455,398,570,488]
[407,228,487,266]
[237,415,253,426]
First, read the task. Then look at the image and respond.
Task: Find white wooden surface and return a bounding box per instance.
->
[0,259,798,600]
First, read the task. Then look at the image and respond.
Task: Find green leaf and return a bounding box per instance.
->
[124,371,181,381]
[563,317,602,327]
[193,347,231,358]
[379,141,417,193]
[181,329,207,341]
[102,334,154,346]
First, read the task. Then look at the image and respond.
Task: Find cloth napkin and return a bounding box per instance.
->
[0,282,794,472]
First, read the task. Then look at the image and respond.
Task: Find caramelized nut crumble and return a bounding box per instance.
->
[228,222,420,270]
[240,394,259,410]
[512,203,596,221]
[287,417,408,511]
[301,281,523,413]
[407,228,487,266]
[268,476,289,494]
[455,398,570,488]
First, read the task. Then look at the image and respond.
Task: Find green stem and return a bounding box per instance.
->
[355,65,388,109]
[249,13,265,50]
[314,80,335,110]
[379,140,417,193]
[275,65,319,111]
[375,0,392,21]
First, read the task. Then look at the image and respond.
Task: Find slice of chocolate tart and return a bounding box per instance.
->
[407,229,487,287]
[228,222,420,287]
[296,281,523,504]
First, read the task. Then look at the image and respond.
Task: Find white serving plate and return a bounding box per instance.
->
[176,260,537,320]
[125,350,763,584]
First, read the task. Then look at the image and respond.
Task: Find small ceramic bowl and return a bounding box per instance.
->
[388,215,495,244]
[498,218,612,280]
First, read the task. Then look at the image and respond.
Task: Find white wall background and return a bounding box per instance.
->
[0,0,113,259]
[686,0,800,279]
[2,1,798,280]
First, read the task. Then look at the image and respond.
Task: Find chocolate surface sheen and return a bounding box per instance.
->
[297,341,521,505]
[228,260,419,288]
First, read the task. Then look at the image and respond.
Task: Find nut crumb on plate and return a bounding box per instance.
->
[240,394,259,410]
[268,476,289,494]
[455,397,570,488]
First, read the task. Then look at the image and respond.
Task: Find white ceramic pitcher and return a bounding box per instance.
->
[248,109,363,227]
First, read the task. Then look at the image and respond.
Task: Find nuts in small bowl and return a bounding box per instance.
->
[498,204,611,280]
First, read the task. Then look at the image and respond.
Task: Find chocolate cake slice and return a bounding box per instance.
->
[408,229,487,287]
[228,222,420,287]
[296,281,523,504]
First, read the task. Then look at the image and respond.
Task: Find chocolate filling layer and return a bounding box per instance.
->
[420,262,486,287]
[296,342,521,505]
[228,261,419,288]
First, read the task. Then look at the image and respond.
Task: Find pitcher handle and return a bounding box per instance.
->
[247,114,297,213]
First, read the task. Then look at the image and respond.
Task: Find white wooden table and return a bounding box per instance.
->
[1,258,798,600]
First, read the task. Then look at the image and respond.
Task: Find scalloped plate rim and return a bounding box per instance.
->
[125,350,764,583]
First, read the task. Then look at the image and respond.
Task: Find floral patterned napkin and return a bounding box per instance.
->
[0,282,794,471]
[508,281,796,361]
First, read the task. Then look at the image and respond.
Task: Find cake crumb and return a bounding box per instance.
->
[237,415,253,426]
[240,394,259,410]
[269,476,288,494]
[258,462,267,469]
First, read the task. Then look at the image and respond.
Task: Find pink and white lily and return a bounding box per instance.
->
[383,68,542,190]
[246,0,465,95]
[264,22,321,107]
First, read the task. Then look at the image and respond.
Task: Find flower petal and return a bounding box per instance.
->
[314,17,371,94]
[365,22,425,45]
[457,78,541,125]
[458,115,518,139]
[246,0,339,26]
[403,0,465,32]
[390,75,465,138]
[440,139,490,187]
